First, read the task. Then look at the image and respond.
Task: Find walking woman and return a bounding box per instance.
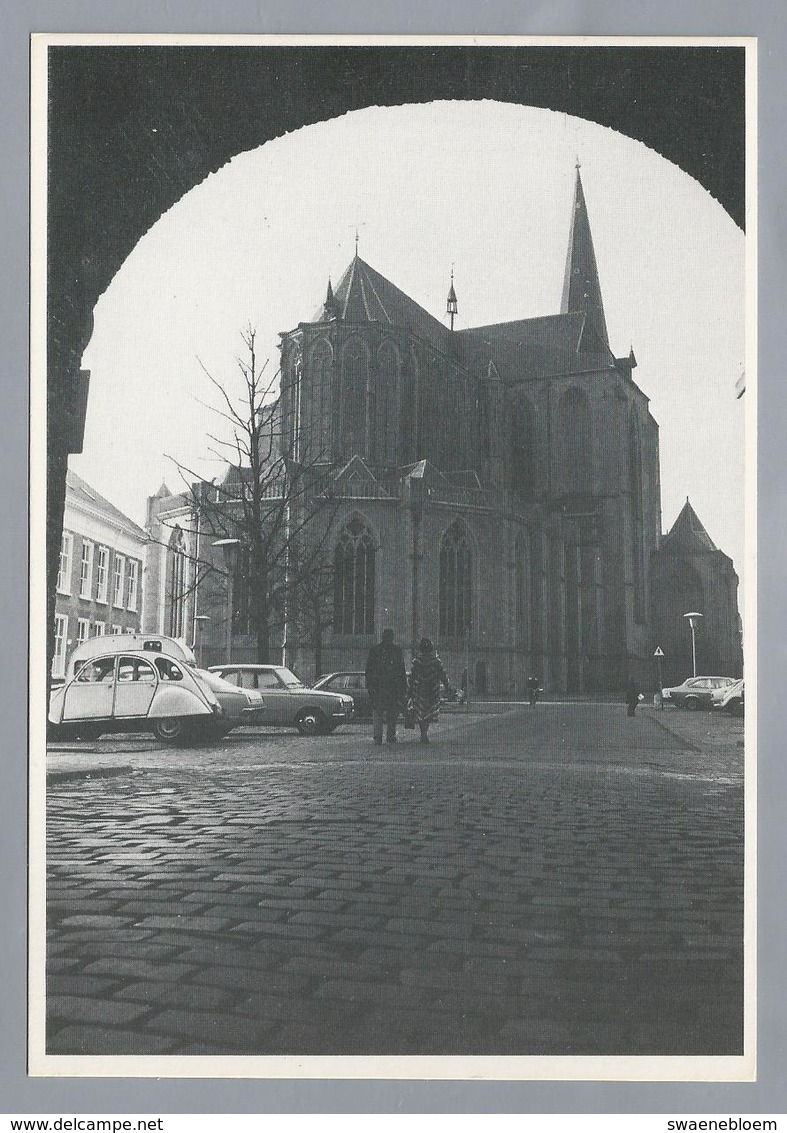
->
[409,637,452,743]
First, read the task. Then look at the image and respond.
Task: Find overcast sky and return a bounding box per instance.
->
[73,100,745,581]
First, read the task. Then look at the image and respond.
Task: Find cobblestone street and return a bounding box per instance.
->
[43,703,745,1058]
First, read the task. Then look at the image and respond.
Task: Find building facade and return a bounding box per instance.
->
[275,170,662,692]
[52,471,147,678]
[650,500,743,686]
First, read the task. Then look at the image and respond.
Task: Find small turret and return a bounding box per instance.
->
[323,279,338,321]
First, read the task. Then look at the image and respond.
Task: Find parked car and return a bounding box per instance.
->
[715,678,745,717]
[208,664,354,735]
[48,634,243,744]
[661,675,737,710]
[313,670,464,719]
[313,672,372,718]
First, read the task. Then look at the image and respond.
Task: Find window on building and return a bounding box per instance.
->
[439,521,472,638]
[168,529,187,639]
[57,533,73,595]
[559,388,592,494]
[79,540,94,599]
[93,621,105,637]
[126,559,139,611]
[309,339,333,460]
[511,398,536,494]
[373,341,400,465]
[111,625,123,635]
[52,614,68,678]
[112,555,125,608]
[333,518,375,636]
[341,340,369,460]
[76,618,90,646]
[96,546,109,603]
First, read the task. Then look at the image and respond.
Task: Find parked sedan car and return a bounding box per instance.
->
[313,672,372,718]
[661,675,737,710]
[48,634,230,744]
[208,664,354,734]
[715,678,745,717]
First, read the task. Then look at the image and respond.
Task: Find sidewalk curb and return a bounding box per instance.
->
[47,765,133,783]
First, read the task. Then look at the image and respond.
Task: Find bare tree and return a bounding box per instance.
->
[167,327,339,664]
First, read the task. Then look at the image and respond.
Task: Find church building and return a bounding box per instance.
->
[275,169,665,693]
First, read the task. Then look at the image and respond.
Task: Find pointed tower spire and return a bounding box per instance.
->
[446,266,458,332]
[323,278,338,320]
[561,167,610,349]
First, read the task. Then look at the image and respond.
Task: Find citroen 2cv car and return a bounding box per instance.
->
[48,634,256,744]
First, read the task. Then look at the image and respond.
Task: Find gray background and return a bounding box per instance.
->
[6,0,784,1115]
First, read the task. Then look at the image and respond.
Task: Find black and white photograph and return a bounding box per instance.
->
[31,36,753,1077]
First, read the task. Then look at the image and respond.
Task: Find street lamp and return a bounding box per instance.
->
[192,615,210,669]
[213,539,240,663]
[683,611,703,678]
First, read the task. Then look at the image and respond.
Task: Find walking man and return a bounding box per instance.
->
[365,628,407,745]
[526,674,540,707]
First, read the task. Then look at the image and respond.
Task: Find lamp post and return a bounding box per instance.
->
[683,611,703,678]
[193,615,210,669]
[213,539,240,664]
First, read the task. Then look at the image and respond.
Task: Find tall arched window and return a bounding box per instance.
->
[560,387,592,494]
[290,356,302,461]
[439,521,472,638]
[628,411,646,621]
[400,348,418,464]
[308,339,333,461]
[333,517,375,635]
[340,340,369,460]
[511,397,536,494]
[515,530,530,648]
[374,340,400,466]
[167,527,186,639]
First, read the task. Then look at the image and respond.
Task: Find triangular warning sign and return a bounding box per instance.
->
[653,646,665,657]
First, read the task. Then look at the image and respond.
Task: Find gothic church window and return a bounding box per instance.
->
[333,518,375,636]
[511,398,536,494]
[559,388,592,494]
[309,340,333,461]
[340,340,369,460]
[629,411,646,621]
[374,341,400,465]
[439,521,472,638]
[168,527,187,639]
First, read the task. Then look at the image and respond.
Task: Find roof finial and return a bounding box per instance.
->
[446,264,458,332]
[575,155,581,171]
[355,227,359,255]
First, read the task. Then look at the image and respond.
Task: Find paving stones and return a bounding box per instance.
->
[44,704,745,1057]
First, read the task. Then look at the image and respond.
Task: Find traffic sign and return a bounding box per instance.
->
[653,646,665,657]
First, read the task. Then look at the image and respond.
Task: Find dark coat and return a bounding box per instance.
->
[365,642,407,710]
[409,652,449,725]
[625,679,640,708]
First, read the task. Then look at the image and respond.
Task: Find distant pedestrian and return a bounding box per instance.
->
[409,637,452,743]
[365,628,407,745]
[625,676,641,717]
[527,675,540,707]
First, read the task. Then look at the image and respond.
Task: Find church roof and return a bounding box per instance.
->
[661,499,719,554]
[457,312,614,379]
[66,470,148,540]
[560,168,610,349]
[309,255,451,352]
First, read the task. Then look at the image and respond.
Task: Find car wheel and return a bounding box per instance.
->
[684,696,701,711]
[152,717,188,744]
[296,708,327,736]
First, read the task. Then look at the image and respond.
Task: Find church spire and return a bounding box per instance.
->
[561,166,610,349]
[446,267,458,332]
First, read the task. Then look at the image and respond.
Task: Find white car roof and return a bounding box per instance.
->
[66,634,197,679]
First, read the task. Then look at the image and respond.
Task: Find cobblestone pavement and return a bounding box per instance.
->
[44,703,745,1057]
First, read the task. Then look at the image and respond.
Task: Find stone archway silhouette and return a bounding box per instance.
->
[45,43,745,674]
